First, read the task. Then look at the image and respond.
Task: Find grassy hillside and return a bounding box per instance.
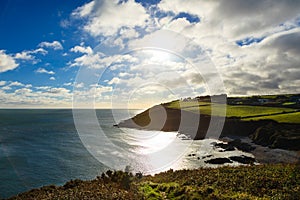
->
[244,112,300,123]
[165,99,300,123]
[9,164,300,200]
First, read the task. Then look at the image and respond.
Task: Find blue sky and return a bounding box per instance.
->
[0,0,300,108]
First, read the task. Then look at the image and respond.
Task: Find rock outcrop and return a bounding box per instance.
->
[204,158,233,164]
[229,156,256,164]
[250,122,300,150]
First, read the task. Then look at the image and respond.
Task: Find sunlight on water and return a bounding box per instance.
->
[116,129,257,174]
[122,129,177,154]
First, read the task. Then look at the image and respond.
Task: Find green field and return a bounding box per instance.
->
[166,100,210,109]
[165,100,299,123]
[245,111,300,123]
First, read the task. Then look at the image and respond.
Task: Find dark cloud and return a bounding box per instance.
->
[216,0,300,20]
[267,31,300,55]
[213,0,300,38]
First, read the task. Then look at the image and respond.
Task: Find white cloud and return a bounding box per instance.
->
[15,88,32,94]
[0,83,73,108]
[0,81,6,86]
[211,0,300,39]
[60,19,71,28]
[108,77,120,85]
[13,48,47,63]
[72,0,95,17]
[101,28,141,49]
[164,18,192,33]
[47,87,69,94]
[128,29,191,56]
[0,50,19,73]
[39,41,63,50]
[214,28,300,95]
[63,82,73,86]
[75,82,84,88]
[154,0,300,96]
[93,85,112,94]
[35,67,55,75]
[73,0,149,37]
[120,27,140,39]
[14,51,34,60]
[70,45,93,54]
[71,52,138,69]
[71,52,104,68]
[31,48,48,55]
[49,77,56,81]
[158,0,300,40]
[72,84,113,108]
[5,0,294,108]
[1,86,11,91]
[36,86,51,90]
[119,72,131,77]
[9,81,24,87]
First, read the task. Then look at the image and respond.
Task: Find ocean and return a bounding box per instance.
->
[0,109,255,198]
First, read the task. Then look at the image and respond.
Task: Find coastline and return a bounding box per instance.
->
[4,98,300,199]
[219,136,300,164]
[116,104,300,151]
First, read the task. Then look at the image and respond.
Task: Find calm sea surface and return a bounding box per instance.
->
[0,109,254,198]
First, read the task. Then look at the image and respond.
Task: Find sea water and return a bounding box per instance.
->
[0,109,254,198]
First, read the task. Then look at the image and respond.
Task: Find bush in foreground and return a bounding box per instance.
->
[8,164,300,200]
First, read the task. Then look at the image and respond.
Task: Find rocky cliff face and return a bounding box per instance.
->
[250,122,300,150]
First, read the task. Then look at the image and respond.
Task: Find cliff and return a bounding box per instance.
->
[117,104,300,151]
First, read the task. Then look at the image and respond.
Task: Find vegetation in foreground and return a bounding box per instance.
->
[8,164,300,200]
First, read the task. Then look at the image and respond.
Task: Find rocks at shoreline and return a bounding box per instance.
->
[229,156,256,164]
[214,139,256,152]
[201,155,213,159]
[205,155,256,165]
[205,158,233,164]
[214,142,235,151]
[186,139,258,165]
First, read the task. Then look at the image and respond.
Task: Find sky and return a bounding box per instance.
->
[0,0,300,108]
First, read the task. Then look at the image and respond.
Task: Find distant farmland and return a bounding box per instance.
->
[164,97,300,124]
